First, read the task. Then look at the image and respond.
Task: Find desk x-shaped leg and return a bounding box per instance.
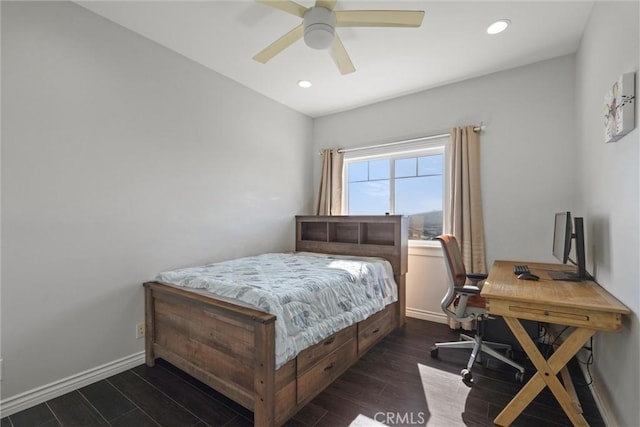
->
[494,317,596,426]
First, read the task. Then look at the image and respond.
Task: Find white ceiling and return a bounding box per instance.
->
[76,1,594,118]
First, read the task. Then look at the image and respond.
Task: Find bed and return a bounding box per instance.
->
[143,215,408,427]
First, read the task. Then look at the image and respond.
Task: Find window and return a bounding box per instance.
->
[342,137,447,244]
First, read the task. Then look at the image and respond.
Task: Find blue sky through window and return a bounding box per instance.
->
[347,155,443,216]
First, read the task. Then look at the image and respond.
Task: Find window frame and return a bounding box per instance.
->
[341,136,450,247]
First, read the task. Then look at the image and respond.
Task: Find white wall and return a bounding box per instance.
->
[575,2,639,426]
[313,55,577,319]
[1,1,312,402]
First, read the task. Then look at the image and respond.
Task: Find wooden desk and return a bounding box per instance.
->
[481,260,629,426]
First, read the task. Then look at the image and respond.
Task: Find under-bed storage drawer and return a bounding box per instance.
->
[297,324,357,375]
[297,338,357,404]
[358,305,393,355]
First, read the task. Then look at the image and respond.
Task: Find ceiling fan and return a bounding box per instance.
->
[252,0,425,75]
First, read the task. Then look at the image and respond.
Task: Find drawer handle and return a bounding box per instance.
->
[372,327,380,334]
[324,363,334,372]
[323,337,335,346]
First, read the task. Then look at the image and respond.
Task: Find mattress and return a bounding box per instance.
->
[154,252,398,368]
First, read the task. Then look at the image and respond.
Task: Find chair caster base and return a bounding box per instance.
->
[461,368,473,386]
[430,346,438,358]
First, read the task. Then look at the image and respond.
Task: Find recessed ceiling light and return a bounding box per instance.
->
[487,19,511,35]
[297,80,312,88]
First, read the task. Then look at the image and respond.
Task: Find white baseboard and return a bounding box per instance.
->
[406,307,448,324]
[0,351,145,418]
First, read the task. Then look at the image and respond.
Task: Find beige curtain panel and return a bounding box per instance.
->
[316,148,344,215]
[447,125,487,330]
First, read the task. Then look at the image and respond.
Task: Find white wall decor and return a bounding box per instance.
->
[604,72,636,142]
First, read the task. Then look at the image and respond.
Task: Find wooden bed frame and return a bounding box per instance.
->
[143,215,408,427]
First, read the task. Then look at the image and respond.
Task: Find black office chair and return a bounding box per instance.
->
[430,234,525,386]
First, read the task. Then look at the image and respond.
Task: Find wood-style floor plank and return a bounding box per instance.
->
[109,408,159,427]
[130,363,238,426]
[289,402,327,426]
[107,370,200,427]
[4,403,58,427]
[46,391,108,426]
[1,318,605,427]
[153,359,255,421]
[78,380,136,422]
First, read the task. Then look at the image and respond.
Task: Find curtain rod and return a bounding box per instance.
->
[336,124,484,154]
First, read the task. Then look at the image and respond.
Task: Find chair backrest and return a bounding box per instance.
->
[436,234,467,286]
[435,234,484,322]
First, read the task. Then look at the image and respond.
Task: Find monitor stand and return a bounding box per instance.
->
[548,270,590,282]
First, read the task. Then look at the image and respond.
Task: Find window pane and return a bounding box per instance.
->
[369,159,390,180]
[343,140,446,242]
[395,157,417,178]
[418,154,443,176]
[395,175,443,240]
[408,210,443,241]
[348,161,368,182]
[348,180,390,214]
[395,176,442,214]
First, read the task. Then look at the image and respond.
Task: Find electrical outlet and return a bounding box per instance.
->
[136,323,145,339]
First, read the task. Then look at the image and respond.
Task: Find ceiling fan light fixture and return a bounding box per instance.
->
[253,2,425,75]
[303,7,336,50]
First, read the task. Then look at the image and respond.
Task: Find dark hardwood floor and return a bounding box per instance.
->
[1,318,604,427]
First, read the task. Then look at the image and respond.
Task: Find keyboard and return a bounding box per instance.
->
[513,265,531,275]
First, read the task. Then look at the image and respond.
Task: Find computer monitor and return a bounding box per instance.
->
[552,211,572,264]
[550,211,590,281]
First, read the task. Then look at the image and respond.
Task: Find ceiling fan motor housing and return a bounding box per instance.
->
[303,7,336,50]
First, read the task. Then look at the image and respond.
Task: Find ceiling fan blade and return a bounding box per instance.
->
[256,0,308,18]
[336,10,425,27]
[315,0,337,11]
[330,34,355,75]
[253,24,304,63]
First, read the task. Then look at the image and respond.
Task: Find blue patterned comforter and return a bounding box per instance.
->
[154,252,397,368]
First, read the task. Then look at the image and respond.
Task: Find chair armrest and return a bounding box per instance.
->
[466,273,488,287]
[454,285,481,295]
